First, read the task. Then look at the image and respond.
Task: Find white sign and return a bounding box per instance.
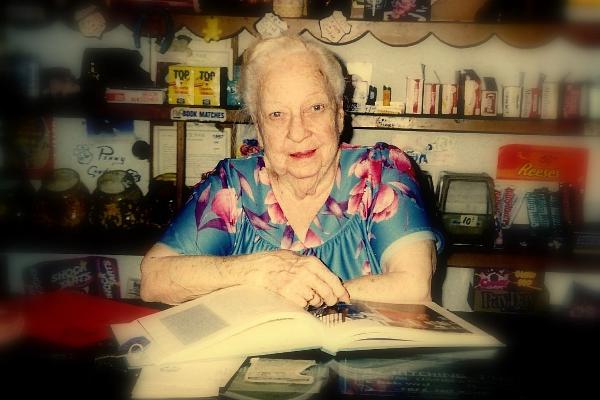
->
[153,123,231,186]
[171,107,227,122]
[255,13,288,39]
[319,11,352,43]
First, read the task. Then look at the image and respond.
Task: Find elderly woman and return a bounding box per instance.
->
[140,36,442,307]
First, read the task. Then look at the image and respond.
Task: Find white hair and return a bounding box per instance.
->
[239,35,345,118]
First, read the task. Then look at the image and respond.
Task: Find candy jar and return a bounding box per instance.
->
[89,170,145,231]
[34,168,89,231]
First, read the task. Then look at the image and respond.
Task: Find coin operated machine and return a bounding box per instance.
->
[437,172,496,248]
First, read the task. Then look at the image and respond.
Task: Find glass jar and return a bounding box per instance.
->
[89,170,145,231]
[34,168,89,231]
[144,173,178,231]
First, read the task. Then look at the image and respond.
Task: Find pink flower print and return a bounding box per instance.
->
[195,183,212,229]
[388,181,417,203]
[392,0,416,18]
[361,260,372,276]
[303,229,322,248]
[388,147,415,178]
[281,225,294,249]
[348,178,372,220]
[257,166,270,185]
[325,197,344,219]
[211,188,242,233]
[253,158,270,186]
[354,240,365,259]
[372,184,399,223]
[246,208,272,231]
[265,191,286,224]
[237,172,254,202]
[351,158,383,184]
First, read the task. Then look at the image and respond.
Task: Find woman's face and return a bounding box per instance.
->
[256,53,343,182]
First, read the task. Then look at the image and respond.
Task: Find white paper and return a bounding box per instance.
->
[132,358,245,399]
[319,11,352,43]
[152,123,231,186]
[255,13,288,39]
[444,180,489,214]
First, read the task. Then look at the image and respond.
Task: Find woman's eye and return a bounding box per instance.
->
[311,104,325,112]
[269,111,282,119]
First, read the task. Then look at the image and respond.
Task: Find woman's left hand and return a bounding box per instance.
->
[243,250,350,308]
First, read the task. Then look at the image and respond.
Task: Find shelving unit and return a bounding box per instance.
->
[13,9,598,273]
[166,15,600,47]
[447,250,599,272]
[73,15,600,214]
[97,104,589,136]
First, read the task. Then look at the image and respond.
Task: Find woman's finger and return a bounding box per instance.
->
[296,267,338,305]
[307,292,323,307]
[302,258,350,303]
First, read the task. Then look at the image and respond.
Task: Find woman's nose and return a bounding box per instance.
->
[288,114,310,142]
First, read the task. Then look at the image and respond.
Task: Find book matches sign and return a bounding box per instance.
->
[170,107,227,122]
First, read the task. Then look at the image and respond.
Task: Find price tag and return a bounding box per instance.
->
[459,215,479,227]
[170,107,226,122]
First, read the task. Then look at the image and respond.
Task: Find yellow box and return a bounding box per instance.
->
[167,66,226,106]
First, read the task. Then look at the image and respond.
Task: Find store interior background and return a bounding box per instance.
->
[1,0,599,316]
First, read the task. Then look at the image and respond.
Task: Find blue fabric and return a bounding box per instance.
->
[160,142,443,280]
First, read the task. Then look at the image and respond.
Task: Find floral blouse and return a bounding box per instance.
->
[160,142,443,281]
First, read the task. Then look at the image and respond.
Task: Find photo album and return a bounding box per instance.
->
[112,285,502,366]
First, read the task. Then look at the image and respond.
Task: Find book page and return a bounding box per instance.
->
[318,301,501,353]
[137,286,318,364]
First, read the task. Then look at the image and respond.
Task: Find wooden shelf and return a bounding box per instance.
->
[0,229,160,256]
[351,114,586,135]
[102,103,250,123]
[167,15,600,48]
[447,250,599,272]
[87,104,589,136]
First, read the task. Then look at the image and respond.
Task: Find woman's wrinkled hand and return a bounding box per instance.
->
[247,250,350,308]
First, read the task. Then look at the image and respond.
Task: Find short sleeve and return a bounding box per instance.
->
[159,161,238,256]
[367,144,443,264]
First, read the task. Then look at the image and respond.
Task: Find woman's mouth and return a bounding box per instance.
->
[290,149,316,159]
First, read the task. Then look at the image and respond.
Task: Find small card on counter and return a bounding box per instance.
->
[244,358,316,384]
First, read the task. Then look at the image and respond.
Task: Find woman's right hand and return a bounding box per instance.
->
[246,250,350,308]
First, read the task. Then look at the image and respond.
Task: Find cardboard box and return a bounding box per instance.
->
[422,83,440,114]
[472,268,548,313]
[167,66,227,106]
[441,84,458,115]
[105,88,166,104]
[481,77,498,117]
[405,78,423,114]
[460,69,481,116]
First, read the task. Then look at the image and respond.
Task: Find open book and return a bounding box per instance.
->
[123,285,501,365]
